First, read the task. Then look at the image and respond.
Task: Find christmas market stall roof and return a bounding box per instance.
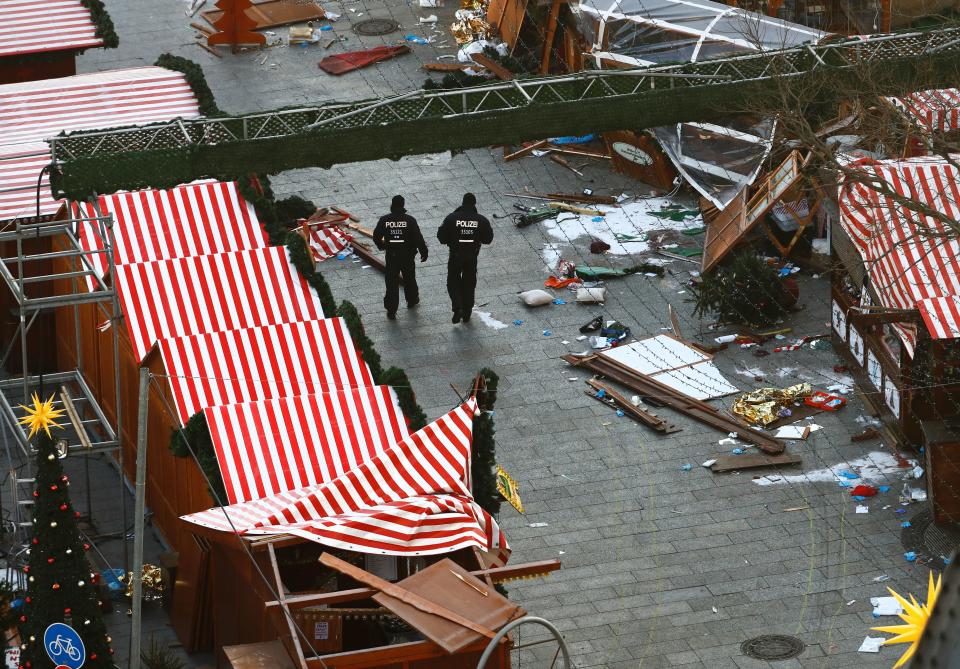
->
[887,88,960,134]
[157,319,375,424]
[204,387,410,505]
[0,0,104,57]
[838,156,960,357]
[568,0,825,209]
[0,67,200,222]
[183,398,512,565]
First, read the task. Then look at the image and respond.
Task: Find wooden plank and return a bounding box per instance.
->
[268,544,309,669]
[504,139,548,162]
[423,62,474,72]
[264,559,561,609]
[540,0,563,74]
[545,143,610,160]
[202,0,326,30]
[563,353,785,453]
[709,451,801,472]
[585,378,681,434]
[543,192,618,205]
[471,53,513,80]
[319,553,498,644]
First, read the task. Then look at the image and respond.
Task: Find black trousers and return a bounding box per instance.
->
[383,251,418,313]
[446,253,478,315]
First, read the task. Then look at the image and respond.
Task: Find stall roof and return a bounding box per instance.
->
[183,399,511,565]
[838,156,960,355]
[116,246,326,362]
[574,0,824,67]
[205,386,409,505]
[0,0,103,57]
[0,67,200,222]
[73,181,268,282]
[888,88,960,134]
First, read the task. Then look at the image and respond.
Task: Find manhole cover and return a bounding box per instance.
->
[740,635,805,661]
[902,507,960,568]
[352,18,400,36]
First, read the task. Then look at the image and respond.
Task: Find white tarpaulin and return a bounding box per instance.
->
[570,0,824,209]
[600,334,739,400]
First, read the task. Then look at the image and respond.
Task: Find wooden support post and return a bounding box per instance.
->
[540,0,563,75]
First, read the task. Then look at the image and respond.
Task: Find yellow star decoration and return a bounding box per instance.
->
[18,393,65,439]
[871,571,942,668]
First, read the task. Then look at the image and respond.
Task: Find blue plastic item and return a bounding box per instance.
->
[839,471,859,479]
[542,330,551,337]
[404,34,428,44]
[549,134,596,144]
[904,551,917,562]
[901,521,912,528]
[615,409,625,417]
[878,485,890,493]
[596,389,606,399]
[732,448,744,455]
[513,319,523,326]
[553,298,566,305]
[681,463,693,471]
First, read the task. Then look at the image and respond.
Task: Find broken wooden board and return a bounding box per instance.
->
[202,0,325,30]
[709,451,801,472]
[423,62,476,72]
[585,379,680,434]
[472,53,513,80]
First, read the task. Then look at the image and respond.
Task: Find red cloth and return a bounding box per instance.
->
[545,276,580,289]
[319,45,410,75]
[850,485,878,497]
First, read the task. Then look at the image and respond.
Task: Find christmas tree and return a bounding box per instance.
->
[207,0,265,50]
[16,394,113,669]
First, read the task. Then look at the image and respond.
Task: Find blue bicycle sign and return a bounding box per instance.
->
[43,623,85,669]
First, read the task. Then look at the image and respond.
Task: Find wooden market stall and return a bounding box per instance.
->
[0,0,114,84]
[833,155,960,525]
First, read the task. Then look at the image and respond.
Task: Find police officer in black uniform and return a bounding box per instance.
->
[373,195,427,319]
[437,193,493,324]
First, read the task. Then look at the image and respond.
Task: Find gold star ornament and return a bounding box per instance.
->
[18,393,65,438]
[871,571,942,668]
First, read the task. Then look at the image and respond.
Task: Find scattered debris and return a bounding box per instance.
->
[858,637,886,653]
[710,452,801,472]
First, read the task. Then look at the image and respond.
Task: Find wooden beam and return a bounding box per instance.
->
[503,139,548,162]
[471,53,513,80]
[268,544,310,669]
[847,308,922,327]
[318,553,497,639]
[540,0,563,75]
[264,559,561,609]
[585,379,680,434]
[709,451,801,473]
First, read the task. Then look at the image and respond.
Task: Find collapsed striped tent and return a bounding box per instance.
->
[307,225,352,261]
[838,156,960,356]
[888,88,960,134]
[183,399,510,564]
[0,0,103,57]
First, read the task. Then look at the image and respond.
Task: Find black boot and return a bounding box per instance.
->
[462,311,471,323]
[452,312,461,324]
[387,311,397,320]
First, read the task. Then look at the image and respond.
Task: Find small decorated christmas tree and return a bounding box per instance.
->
[207,0,266,51]
[16,395,114,669]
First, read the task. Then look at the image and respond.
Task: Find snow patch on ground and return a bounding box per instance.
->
[473,310,508,330]
[540,197,703,255]
[753,451,917,486]
[541,243,562,272]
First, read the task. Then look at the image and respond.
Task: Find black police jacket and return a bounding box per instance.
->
[373,211,428,258]
[437,206,493,258]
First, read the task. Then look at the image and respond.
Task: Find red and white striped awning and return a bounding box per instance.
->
[888,88,960,134]
[116,246,326,362]
[307,225,352,261]
[0,0,103,57]
[73,181,267,283]
[158,318,373,424]
[183,399,510,564]
[839,156,960,354]
[206,386,409,505]
[0,67,200,222]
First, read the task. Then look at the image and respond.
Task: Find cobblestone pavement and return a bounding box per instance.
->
[63,0,937,666]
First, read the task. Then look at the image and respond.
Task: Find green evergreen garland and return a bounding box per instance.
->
[336,301,384,380]
[169,412,228,505]
[19,432,115,668]
[379,367,428,431]
[154,54,221,116]
[471,368,501,516]
[79,0,118,49]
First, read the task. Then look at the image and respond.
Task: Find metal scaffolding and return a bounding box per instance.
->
[0,210,125,555]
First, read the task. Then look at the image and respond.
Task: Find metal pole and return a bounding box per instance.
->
[129,367,149,669]
[476,616,571,669]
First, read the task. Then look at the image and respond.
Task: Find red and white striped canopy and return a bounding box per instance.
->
[307,225,352,261]
[0,67,200,222]
[889,88,960,134]
[159,318,373,424]
[839,156,960,355]
[0,0,102,57]
[73,181,267,285]
[205,386,409,505]
[116,246,326,362]
[183,399,510,564]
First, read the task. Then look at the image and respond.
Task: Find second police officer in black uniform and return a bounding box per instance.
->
[437,193,493,324]
[373,195,428,320]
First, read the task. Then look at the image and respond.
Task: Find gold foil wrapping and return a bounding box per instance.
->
[124,564,164,601]
[731,383,812,426]
[451,10,492,44]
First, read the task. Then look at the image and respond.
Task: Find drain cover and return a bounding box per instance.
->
[741,635,805,661]
[902,507,960,568]
[352,18,400,36]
